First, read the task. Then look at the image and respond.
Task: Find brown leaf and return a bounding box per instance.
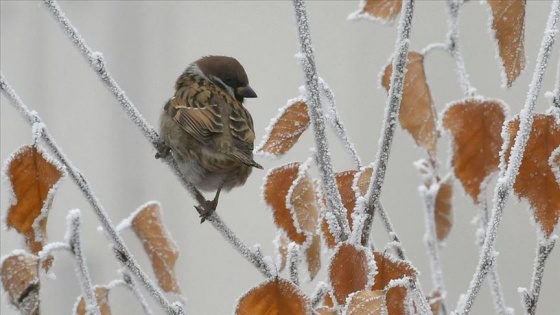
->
[306,234,321,281]
[288,167,320,235]
[505,114,560,237]
[1,252,40,314]
[346,290,384,315]
[427,290,443,315]
[323,292,335,308]
[235,277,311,315]
[6,145,64,270]
[322,171,358,249]
[435,176,453,241]
[350,0,402,24]
[488,0,526,87]
[442,99,507,203]
[264,163,307,244]
[372,252,417,315]
[257,100,310,157]
[315,306,337,315]
[329,243,374,306]
[75,286,111,315]
[131,202,180,293]
[382,52,438,158]
[355,166,374,197]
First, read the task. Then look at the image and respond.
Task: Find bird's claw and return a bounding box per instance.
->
[155,141,171,159]
[196,199,218,223]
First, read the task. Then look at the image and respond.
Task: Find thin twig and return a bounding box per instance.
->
[453,1,560,313]
[123,272,156,315]
[310,282,329,308]
[287,242,300,286]
[552,53,560,108]
[292,0,350,242]
[361,0,416,244]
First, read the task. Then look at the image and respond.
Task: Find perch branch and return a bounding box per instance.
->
[452,1,560,313]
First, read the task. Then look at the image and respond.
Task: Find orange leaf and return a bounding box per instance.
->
[75,286,112,315]
[382,52,438,158]
[488,0,526,87]
[329,243,375,306]
[1,252,40,314]
[288,166,320,236]
[257,100,310,157]
[264,163,307,244]
[5,145,64,270]
[315,306,337,315]
[346,290,384,315]
[131,202,180,293]
[504,114,560,237]
[306,234,321,281]
[355,166,374,197]
[442,99,507,203]
[372,252,417,315]
[427,290,443,315]
[349,0,402,24]
[435,176,453,241]
[235,277,311,315]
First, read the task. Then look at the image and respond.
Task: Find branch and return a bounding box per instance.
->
[0,74,183,315]
[453,1,560,313]
[40,0,274,279]
[361,0,416,244]
[551,52,560,108]
[122,272,156,315]
[287,242,300,286]
[518,235,557,315]
[292,0,350,242]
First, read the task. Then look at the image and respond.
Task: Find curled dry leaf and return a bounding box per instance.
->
[5,145,64,270]
[442,99,507,203]
[131,202,180,293]
[256,100,310,157]
[1,252,40,314]
[322,171,357,248]
[349,0,402,24]
[346,290,384,315]
[329,243,375,306]
[372,252,417,315]
[505,114,560,237]
[435,176,453,241]
[75,286,111,315]
[235,277,311,315]
[488,0,526,87]
[382,52,438,158]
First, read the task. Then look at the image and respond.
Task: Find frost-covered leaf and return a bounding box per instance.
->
[504,114,560,237]
[348,0,402,24]
[315,306,337,315]
[306,234,321,280]
[441,99,507,203]
[130,202,180,293]
[5,145,64,270]
[354,166,374,197]
[487,0,526,87]
[435,176,453,241]
[372,252,417,315]
[235,277,311,315]
[288,165,320,236]
[322,171,357,248]
[382,52,438,158]
[74,286,111,315]
[426,290,443,315]
[256,100,310,158]
[329,243,375,306]
[1,252,40,314]
[345,290,384,315]
[275,232,290,272]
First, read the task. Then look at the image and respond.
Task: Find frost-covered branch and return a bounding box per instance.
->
[310,282,328,308]
[453,1,560,313]
[122,272,155,315]
[0,74,184,315]
[361,0,416,244]
[66,210,100,315]
[287,242,300,286]
[518,235,557,315]
[292,0,350,242]
[552,54,560,108]
[319,78,362,169]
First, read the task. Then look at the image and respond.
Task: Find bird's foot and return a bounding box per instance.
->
[195,199,218,223]
[155,141,171,159]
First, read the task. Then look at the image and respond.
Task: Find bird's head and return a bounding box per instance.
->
[195,55,257,103]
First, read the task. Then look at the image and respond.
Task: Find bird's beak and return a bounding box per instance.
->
[237,85,257,98]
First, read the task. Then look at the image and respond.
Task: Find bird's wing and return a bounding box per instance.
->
[228,101,262,168]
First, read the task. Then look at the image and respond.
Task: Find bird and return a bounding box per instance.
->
[156,55,262,222]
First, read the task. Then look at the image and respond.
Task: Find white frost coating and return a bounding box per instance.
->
[115,200,161,233]
[287,242,300,286]
[310,281,329,308]
[550,146,560,184]
[31,122,46,143]
[38,241,70,260]
[285,158,314,237]
[347,0,400,25]
[349,196,367,244]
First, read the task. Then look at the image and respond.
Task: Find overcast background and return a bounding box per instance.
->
[1,1,559,314]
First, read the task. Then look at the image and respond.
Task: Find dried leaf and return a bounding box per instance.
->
[5,145,64,270]
[349,0,402,24]
[288,167,320,235]
[442,99,507,203]
[306,234,321,280]
[329,243,374,306]
[75,286,111,315]
[256,100,310,157]
[435,176,453,241]
[505,114,560,237]
[322,171,358,249]
[355,166,374,197]
[323,292,335,308]
[1,252,40,314]
[488,0,526,87]
[346,290,384,315]
[372,252,417,315]
[131,202,180,293]
[264,163,306,244]
[382,52,438,158]
[315,306,337,315]
[235,277,311,315]
[427,290,442,315]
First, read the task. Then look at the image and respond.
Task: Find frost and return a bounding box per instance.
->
[549,146,560,185]
[116,200,161,233]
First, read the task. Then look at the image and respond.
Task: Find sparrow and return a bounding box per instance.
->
[157,55,262,221]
